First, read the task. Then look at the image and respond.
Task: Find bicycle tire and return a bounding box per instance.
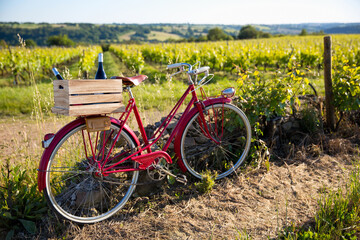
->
[180,103,251,180]
[44,122,139,224]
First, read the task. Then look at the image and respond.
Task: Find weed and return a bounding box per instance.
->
[0,158,47,239]
[300,107,321,134]
[246,138,270,169]
[314,168,360,238]
[235,227,252,239]
[195,170,218,194]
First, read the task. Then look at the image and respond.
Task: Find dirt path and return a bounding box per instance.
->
[0,117,69,163]
[1,117,357,239]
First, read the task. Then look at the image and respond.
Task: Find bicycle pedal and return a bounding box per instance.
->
[175,174,187,185]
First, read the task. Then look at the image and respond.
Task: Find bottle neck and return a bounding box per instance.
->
[52,67,60,76]
[98,53,103,63]
[52,67,63,80]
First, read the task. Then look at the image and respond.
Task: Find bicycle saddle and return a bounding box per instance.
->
[110,75,148,86]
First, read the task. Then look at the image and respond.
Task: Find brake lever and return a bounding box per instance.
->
[170,70,182,78]
[169,65,190,78]
[198,73,214,86]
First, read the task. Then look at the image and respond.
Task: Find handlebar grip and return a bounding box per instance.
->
[167,63,183,69]
[192,66,210,75]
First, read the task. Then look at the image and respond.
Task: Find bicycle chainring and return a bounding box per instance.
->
[147,158,169,181]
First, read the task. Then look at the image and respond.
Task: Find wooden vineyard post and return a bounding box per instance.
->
[324,36,335,130]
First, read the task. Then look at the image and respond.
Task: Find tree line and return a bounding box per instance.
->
[0,23,136,46]
[1,22,357,47]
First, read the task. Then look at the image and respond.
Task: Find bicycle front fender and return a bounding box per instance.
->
[37,117,140,192]
[174,97,232,172]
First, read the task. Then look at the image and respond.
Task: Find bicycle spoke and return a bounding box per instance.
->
[51,173,86,187]
[217,145,237,159]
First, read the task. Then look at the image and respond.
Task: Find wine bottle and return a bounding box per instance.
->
[95,53,107,79]
[52,67,64,80]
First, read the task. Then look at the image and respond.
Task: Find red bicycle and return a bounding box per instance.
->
[37,62,251,223]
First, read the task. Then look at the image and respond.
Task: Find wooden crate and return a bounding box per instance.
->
[52,79,125,116]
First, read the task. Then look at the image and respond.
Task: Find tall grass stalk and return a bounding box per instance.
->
[235,228,252,240]
[30,70,45,138]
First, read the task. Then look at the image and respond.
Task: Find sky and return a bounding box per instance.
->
[0,0,359,25]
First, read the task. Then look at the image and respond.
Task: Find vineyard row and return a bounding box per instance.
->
[1,35,359,84]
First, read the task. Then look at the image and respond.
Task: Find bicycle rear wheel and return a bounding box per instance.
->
[180,103,251,180]
[44,122,139,224]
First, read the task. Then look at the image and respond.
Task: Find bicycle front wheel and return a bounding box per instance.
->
[180,103,251,180]
[44,122,139,224]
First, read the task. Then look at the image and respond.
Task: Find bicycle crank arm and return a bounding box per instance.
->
[153,164,188,185]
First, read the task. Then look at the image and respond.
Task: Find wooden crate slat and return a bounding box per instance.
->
[54,97,69,107]
[68,80,122,94]
[52,103,126,116]
[69,103,125,116]
[51,107,69,116]
[69,93,123,105]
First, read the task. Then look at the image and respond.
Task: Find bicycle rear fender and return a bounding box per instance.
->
[174,97,232,172]
[37,117,140,192]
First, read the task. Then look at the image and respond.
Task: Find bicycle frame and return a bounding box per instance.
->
[92,83,208,175]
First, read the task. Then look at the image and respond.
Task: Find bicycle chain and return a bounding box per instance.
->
[39,169,158,186]
[40,164,187,186]
[99,165,187,186]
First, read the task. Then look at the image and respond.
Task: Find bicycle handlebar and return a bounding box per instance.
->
[167,63,209,75]
[167,63,211,85]
[166,63,192,70]
[190,66,210,75]
[167,63,183,69]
